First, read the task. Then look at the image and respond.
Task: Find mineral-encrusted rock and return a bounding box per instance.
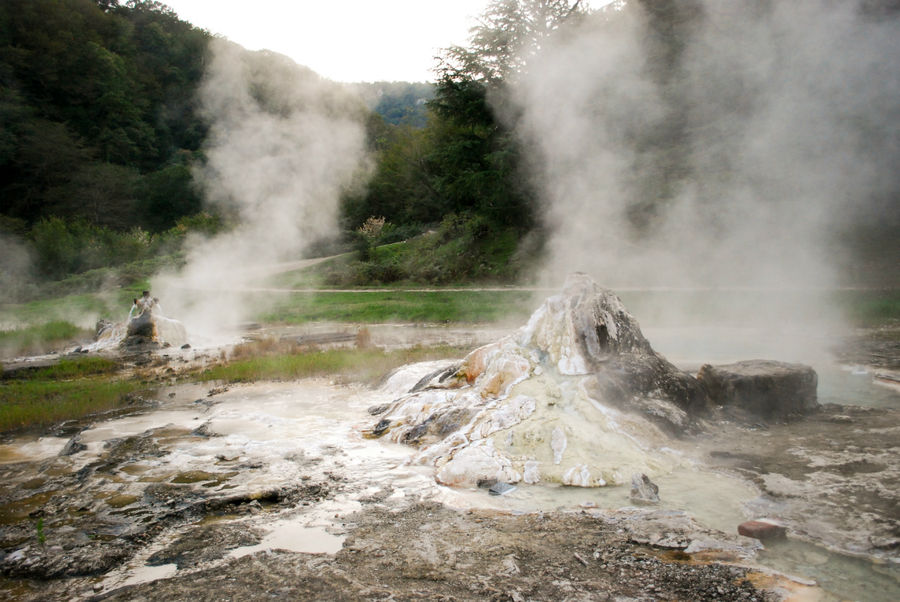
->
[126,312,156,340]
[121,312,159,349]
[58,432,86,457]
[697,360,818,421]
[630,473,660,504]
[120,312,187,350]
[95,319,115,338]
[363,273,712,488]
[523,274,711,424]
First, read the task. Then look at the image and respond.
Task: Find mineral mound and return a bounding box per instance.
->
[364,273,719,488]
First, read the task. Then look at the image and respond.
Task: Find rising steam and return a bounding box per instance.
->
[153,39,368,342]
[0,232,33,307]
[508,0,899,337]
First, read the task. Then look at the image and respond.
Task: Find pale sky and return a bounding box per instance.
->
[162,0,492,82]
[162,1,613,82]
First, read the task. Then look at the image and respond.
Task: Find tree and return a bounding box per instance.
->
[424,1,587,232]
[342,0,587,272]
[0,0,210,230]
[138,162,201,232]
[44,163,141,228]
[439,0,587,84]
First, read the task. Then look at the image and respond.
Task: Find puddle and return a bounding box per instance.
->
[0,490,58,525]
[115,562,178,589]
[0,437,69,464]
[230,521,345,557]
[758,539,900,602]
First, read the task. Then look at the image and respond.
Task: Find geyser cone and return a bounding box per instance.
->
[364,273,710,488]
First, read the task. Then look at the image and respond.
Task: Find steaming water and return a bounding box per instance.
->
[643,325,899,410]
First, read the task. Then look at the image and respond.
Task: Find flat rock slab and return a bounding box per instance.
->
[697,360,818,421]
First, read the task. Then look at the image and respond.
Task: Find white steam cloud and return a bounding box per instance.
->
[510,0,899,333]
[154,39,367,342]
[0,232,34,308]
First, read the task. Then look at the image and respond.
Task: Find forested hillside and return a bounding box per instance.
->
[357,82,433,127]
[0,1,447,293]
[1,0,207,231]
[0,0,213,292]
[2,0,897,298]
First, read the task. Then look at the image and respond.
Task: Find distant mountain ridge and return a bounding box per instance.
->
[355,81,434,127]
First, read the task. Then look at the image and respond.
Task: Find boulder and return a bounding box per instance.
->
[737,520,787,542]
[121,312,158,349]
[697,360,818,421]
[630,473,660,505]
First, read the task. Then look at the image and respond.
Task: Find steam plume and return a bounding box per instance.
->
[0,232,33,307]
[509,1,899,336]
[154,39,367,342]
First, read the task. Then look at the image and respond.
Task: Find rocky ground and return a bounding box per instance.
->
[0,370,803,602]
[0,321,897,600]
[701,404,900,560]
[35,504,790,602]
[832,323,900,370]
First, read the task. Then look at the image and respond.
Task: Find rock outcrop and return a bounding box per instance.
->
[119,311,187,350]
[697,360,818,421]
[630,473,660,505]
[364,275,823,488]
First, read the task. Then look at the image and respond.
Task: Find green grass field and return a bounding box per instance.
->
[0,357,144,432]
[258,289,539,324]
[197,345,468,384]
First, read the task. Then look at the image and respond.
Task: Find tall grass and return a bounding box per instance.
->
[30,356,120,379]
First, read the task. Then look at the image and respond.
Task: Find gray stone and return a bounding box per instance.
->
[697,360,818,421]
[488,482,517,496]
[630,473,660,504]
[125,312,156,340]
[58,432,86,457]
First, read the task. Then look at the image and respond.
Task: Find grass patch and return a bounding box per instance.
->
[258,290,537,324]
[0,281,147,357]
[0,377,145,433]
[197,345,468,384]
[1,292,129,327]
[29,356,121,380]
[833,289,900,327]
[0,321,94,358]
